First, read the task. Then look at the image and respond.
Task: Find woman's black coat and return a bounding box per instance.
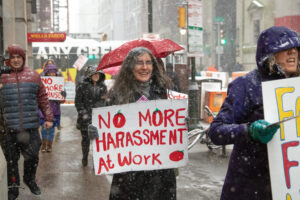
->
[108,85,176,200]
[75,77,107,130]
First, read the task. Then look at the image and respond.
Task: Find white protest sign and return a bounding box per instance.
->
[167,90,188,100]
[73,55,88,71]
[41,76,65,100]
[262,77,300,200]
[91,99,188,175]
[64,82,75,102]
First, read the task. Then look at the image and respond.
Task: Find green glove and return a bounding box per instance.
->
[249,120,280,144]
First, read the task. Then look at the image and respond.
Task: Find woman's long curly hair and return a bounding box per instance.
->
[107,47,172,105]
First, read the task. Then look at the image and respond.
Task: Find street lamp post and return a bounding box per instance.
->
[178,1,200,130]
[188,56,199,130]
[214,17,224,70]
[186,1,200,130]
[148,0,153,33]
[216,22,220,69]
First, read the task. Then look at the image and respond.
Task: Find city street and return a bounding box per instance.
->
[0,1,298,200]
[18,105,230,200]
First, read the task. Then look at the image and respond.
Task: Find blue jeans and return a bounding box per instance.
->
[40,115,60,141]
[41,126,55,141]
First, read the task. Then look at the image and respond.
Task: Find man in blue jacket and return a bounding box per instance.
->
[209,26,300,199]
[0,44,53,200]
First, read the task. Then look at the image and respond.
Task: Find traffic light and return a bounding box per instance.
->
[221,38,227,45]
[178,6,186,28]
[88,54,95,59]
[219,29,227,45]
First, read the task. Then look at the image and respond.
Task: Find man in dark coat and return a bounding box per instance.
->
[75,65,107,166]
[0,44,53,200]
[209,26,300,200]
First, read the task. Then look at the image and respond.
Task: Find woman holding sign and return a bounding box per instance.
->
[104,47,175,200]
[40,64,66,152]
[208,26,300,199]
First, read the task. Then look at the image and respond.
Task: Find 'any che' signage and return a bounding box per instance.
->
[27,32,66,42]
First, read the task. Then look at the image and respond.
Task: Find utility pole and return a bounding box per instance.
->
[187,0,202,130]
[148,0,153,33]
[216,22,221,69]
[214,17,224,70]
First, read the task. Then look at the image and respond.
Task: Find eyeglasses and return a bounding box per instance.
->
[136,60,153,66]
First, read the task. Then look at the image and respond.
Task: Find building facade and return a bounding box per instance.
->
[1,0,35,66]
[96,0,300,73]
[97,0,146,41]
[35,0,69,33]
[0,1,36,198]
[36,0,52,32]
[95,0,224,72]
[237,0,300,70]
[2,0,298,73]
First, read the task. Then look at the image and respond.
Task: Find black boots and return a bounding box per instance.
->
[81,130,90,166]
[8,188,19,200]
[24,179,41,195]
[82,156,88,166]
[82,143,89,167]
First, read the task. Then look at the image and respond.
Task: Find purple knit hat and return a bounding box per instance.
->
[44,64,58,75]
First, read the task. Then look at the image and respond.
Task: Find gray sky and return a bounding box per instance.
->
[69,0,101,33]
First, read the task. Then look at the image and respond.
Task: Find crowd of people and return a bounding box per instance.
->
[0,25,299,200]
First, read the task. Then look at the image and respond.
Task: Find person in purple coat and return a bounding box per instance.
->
[40,64,66,152]
[209,26,300,200]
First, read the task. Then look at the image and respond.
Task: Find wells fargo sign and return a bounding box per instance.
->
[27,32,66,42]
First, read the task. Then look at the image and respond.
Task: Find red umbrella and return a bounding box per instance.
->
[98,39,184,70]
[102,65,121,75]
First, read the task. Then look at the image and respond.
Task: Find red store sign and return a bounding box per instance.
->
[27,32,66,42]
